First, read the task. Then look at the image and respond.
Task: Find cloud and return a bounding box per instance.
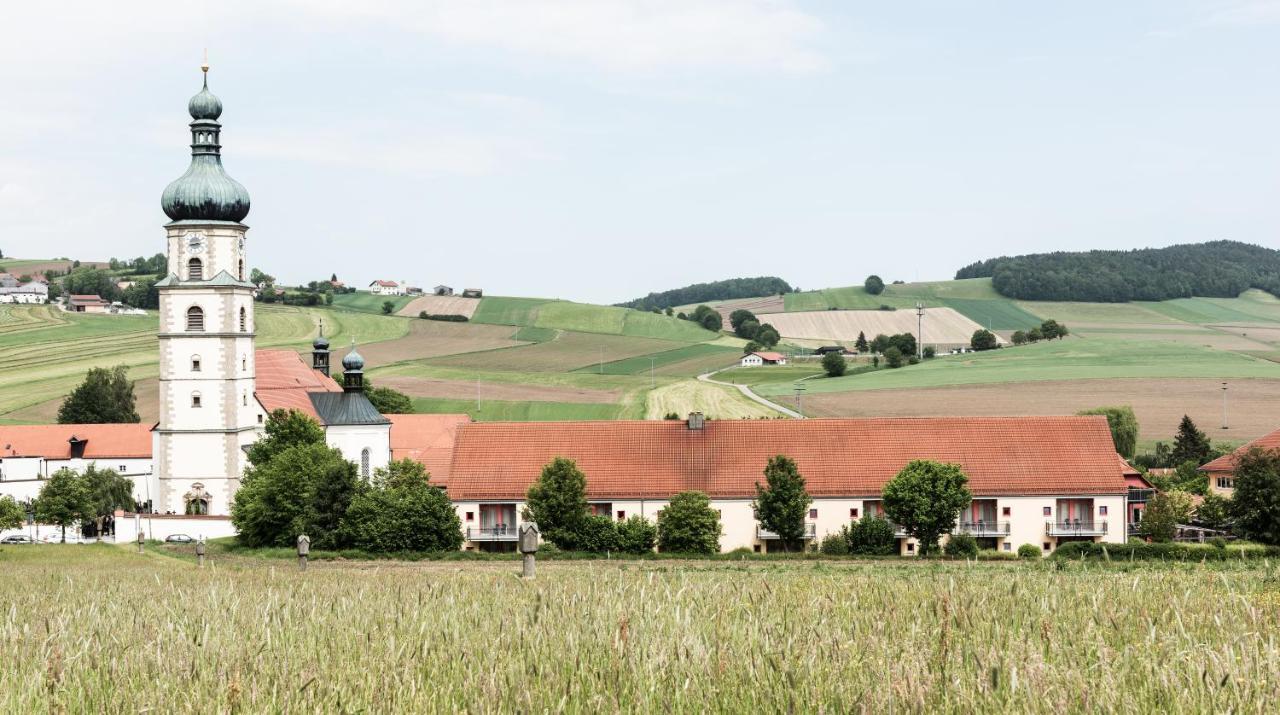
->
[1205,0,1280,25]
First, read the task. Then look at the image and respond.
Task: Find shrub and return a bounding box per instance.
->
[1207,536,1227,549]
[1017,543,1041,559]
[943,534,979,558]
[818,530,849,555]
[970,329,998,351]
[339,460,462,553]
[657,491,720,554]
[1139,490,1194,542]
[864,275,885,295]
[231,442,361,550]
[821,351,847,377]
[883,346,904,368]
[847,516,896,555]
[1052,541,1280,561]
[615,515,657,554]
[574,515,622,553]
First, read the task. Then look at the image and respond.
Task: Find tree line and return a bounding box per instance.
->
[617,276,793,311]
[955,240,1280,302]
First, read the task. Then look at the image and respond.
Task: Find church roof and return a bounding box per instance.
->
[254,350,341,420]
[309,392,390,426]
[387,414,470,487]
[0,423,152,459]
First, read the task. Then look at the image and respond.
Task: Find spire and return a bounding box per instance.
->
[311,319,331,377]
[161,65,250,223]
[341,338,365,392]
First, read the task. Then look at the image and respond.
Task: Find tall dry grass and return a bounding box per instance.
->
[1,545,1277,713]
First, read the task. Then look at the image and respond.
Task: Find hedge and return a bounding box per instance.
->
[1051,541,1279,561]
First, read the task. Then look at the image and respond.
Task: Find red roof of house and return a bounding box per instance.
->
[751,352,786,361]
[0,423,152,459]
[446,416,1126,500]
[254,350,341,420]
[68,294,109,304]
[387,414,471,487]
[371,280,398,287]
[1201,426,1280,473]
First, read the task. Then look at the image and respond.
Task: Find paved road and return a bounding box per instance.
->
[697,370,804,419]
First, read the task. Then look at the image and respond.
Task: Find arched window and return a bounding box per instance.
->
[191,391,202,408]
[242,393,248,407]
[187,257,203,281]
[186,306,204,332]
[361,448,371,480]
[191,356,201,372]
[242,356,247,371]
[239,307,247,332]
[238,259,244,281]
[185,498,209,515]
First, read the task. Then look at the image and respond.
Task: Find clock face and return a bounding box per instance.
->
[185,232,206,254]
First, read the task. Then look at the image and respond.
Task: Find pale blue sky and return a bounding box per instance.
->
[2,1,1277,303]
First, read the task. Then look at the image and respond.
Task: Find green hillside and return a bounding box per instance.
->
[472,296,718,342]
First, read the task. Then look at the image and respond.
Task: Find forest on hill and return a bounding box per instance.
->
[617,276,793,310]
[955,241,1280,302]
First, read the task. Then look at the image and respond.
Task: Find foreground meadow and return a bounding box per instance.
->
[2,546,1278,713]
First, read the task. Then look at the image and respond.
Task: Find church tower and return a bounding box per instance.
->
[154,63,258,515]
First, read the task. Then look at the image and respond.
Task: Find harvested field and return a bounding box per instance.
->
[427,331,684,373]
[766,307,993,346]
[396,295,480,319]
[350,319,525,366]
[785,377,1280,443]
[711,295,786,324]
[378,375,620,404]
[644,379,779,419]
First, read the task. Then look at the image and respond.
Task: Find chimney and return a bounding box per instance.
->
[687,412,705,430]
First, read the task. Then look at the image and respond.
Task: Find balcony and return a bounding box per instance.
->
[467,524,519,542]
[1046,520,1108,537]
[756,523,818,540]
[954,520,1011,537]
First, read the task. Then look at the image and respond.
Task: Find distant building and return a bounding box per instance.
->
[741,351,787,367]
[461,288,483,298]
[67,294,110,313]
[814,345,851,356]
[434,285,454,296]
[0,280,48,304]
[405,286,424,296]
[369,280,404,296]
[1200,426,1280,495]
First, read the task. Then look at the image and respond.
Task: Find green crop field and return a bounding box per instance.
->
[425,331,687,373]
[470,296,554,326]
[576,343,739,376]
[411,396,637,421]
[474,296,715,342]
[330,292,414,314]
[3,546,1277,712]
[781,279,1042,330]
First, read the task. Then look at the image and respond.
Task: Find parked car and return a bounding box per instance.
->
[40,532,83,544]
[1,535,33,544]
[164,534,195,544]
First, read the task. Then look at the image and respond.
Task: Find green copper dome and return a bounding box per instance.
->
[161,70,250,223]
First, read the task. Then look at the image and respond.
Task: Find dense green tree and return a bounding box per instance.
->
[821,351,847,377]
[1196,492,1232,532]
[1078,406,1139,459]
[246,409,326,468]
[365,385,413,414]
[231,442,362,549]
[1027,327,1043,342]
[854,331,869,353]
[1139,490,1194,542]
[339,459,462,552]
[729,309,757,332]
[57,365,140,424]
[525,457,590,549]
[656,491,720,553]
[250,268,275,287]
[846,515,897,555]
[742,341,762,354]
[574,515,622,553]
[1040,320,1068,340]
[81,465,135,524]
[1230,448,1280,545]
[381,300,394,315]
[1011,330,1028,345]
[883,346,904,368]
[616,515,657,554]
[752,455,811,551]
[62,267,121,301]
[1171,415,1212,466]
[970,329,998,351]
[1147,460,1209,495]
[864,275,885,295]
[121,278,159,309]
[34,468,91,542]
[736,319,760,340]
[618,277,793,310]
[0,495,26,531]
[881,460,972,556]
[754,324,780,348]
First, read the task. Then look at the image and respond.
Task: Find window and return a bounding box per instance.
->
[753,544,761,553]
[257,414,264,424]
[1099,505,1108,516]
[187,257,203,281]
[360,448,370,479]
[1043,542,1051,551]
[191,392,202,408]
[809,508,817,519]
[185,498,209,515]
[191,356,201,372]
[1002,506,1011,517]
[118,464,126,472]
[238,259,244,281]
[186,306,204,331]
[849,508,858,519]
[465,511,474,522]
[242,357,247,371]
[239,307,247,332]
[616,510,626,520]
[1003,543,1012,552]
[242,394,248,407]
[906,543,915,553]
[1043,506,1051,517]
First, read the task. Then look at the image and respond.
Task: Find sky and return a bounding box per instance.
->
[1,1,1277,304]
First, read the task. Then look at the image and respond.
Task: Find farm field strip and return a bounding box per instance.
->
[396,295,480,318]
[469,296,553,326]
[765,307,991,345]
[329,292,414,314]
[378,375,622,404]
[3,547,1277,713]
[425,331,687,373]
[643,379,780,419]
[411,396,638,421]
[574,342,738,375]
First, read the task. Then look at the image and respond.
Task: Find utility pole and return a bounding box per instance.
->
[476,377,481,414]
[793,382,806,419]
[1222,382,1229,430]
[650,357,655,391]
[916,302,925,360]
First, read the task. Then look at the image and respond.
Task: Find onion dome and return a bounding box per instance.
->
[342,347,365,371]
[161,67,250,223]
[313,334,330,351]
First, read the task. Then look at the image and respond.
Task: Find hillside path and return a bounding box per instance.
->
[697,370,803,419]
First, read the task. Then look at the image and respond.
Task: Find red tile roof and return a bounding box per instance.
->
[254,350,341,420]
[447,416,1126,500]
[68,294,109,305]
[0,423,152,459]
[371,280,398,287]
[1201,426,1280,473]
[752,352,786,361]
[387,414,471,487]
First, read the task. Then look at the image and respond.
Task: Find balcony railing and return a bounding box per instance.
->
[1127,488,1157,503]
[1046,520,1108,536]
[756,523,818,540]
[954,520,1011,537]
[467,524,519,541]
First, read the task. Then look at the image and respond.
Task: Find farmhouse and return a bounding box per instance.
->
[67,294,110,313]
[446,415,1128,555]
[741,351,787,367]
[0,424,154,505]
[1200,426,1280,495]
[369,280,404,296]
[0,280,49,304]
[434,285,454,296]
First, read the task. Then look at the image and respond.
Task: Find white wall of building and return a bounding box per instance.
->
[326,423,392,480]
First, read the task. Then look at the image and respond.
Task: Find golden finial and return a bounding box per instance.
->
[201,48,209,74]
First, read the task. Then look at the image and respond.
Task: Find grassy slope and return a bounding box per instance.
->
[330,292,414,314]
[782,279,1043,330]
[473,295,716,342]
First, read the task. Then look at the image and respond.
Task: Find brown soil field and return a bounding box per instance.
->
[428,332,684,373]
[9,378,159,425]
[377,375,620,404]
[397,295,481,319]
[766,308,992,346]
[0,259,108,276]
[651,351,744,377]
[355,320,525,366]
[784,377,1280,443]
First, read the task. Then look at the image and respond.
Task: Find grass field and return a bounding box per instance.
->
[474,296,716,342]
[777,279,1043,331]
[330,292,415,314]
[411,396,638,421]
[644,379,779,419]
[4,546,1278,712]
[576,343,739,376]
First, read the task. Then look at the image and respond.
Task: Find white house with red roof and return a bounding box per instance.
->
[0,424,155,505]
[368,279,405,296]
[741,351,787,366]
[1200,426,1280,495]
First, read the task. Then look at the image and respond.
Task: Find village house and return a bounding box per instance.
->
[368,280,404,296]
[0,424,154,507]
[741,351,787,367]
[1200,426,1280,495]
[67,294,110,313]
[446,414,1128,555]
[0,279,49,304]
[434,285,454,296]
